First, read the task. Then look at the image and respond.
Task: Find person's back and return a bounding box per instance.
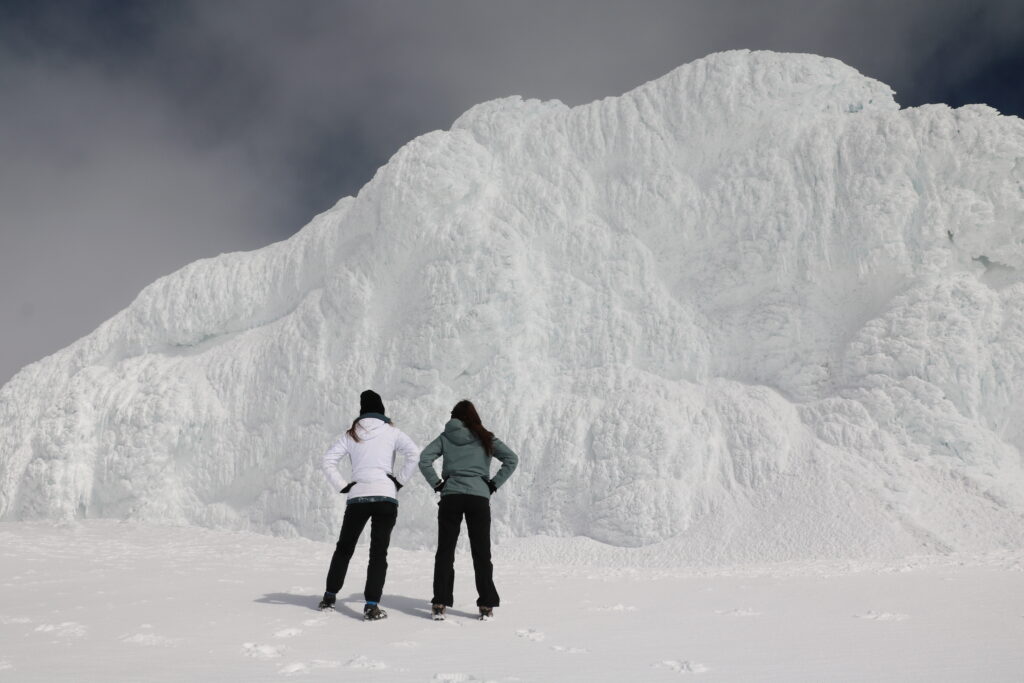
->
[430,419,517,498]
[318,390,418,620]
[419,400,518,621]
[329,418,417,500]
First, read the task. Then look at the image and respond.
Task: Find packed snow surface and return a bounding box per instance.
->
[2,50,1024,561]
[2,522,1024,682]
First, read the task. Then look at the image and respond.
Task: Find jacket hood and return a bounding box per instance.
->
[442,418,479,446]
[354,417,390,440]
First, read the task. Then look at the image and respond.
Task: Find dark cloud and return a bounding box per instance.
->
[1,0,1022,383]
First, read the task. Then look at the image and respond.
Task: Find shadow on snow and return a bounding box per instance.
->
[254,592,479,620]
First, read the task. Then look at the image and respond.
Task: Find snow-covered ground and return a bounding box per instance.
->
[2,521,1022,682]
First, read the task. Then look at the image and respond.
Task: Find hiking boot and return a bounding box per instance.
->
[431,604,446,621]
[363,603,388,621]
[478,606,494,621]
[318,593,336,611]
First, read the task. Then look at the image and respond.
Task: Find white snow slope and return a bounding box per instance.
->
[2,50,1024,562]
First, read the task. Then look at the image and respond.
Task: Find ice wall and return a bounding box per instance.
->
[2,50,1023,561]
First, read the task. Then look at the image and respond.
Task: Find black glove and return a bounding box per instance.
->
[433,477,448,493]
[387,474,403,491]
[340,482,355,493]
[485,479,497,494]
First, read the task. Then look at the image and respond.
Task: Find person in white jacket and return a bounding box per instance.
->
[318,390,419,620]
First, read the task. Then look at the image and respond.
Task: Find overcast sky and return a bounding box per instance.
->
[2,0,1023,384]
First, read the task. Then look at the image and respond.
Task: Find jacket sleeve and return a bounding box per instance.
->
[490,437,519,490]
[418,436,444,489]
[393,429,420,485]
[321,435,350,492]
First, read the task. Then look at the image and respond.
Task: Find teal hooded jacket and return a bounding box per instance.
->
[419,418,518,498]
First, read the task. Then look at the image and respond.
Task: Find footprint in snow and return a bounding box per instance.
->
[854,611,909,621]
[120,633,180,646]
[278,662,308,676]
[515,628,545,642]
[588,604,637,612]
[346,655,387,670]
[432,674,479,682]
[33,622,86,638]
[655,659,709,674]
[389,640,420,648]
[242,642,283,659]
[279,660,340,676]
[274,628,302,638]
[311,660,340,668]
[550,645,589,654]
[714,608,761,616]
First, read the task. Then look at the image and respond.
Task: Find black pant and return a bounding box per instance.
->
[325,501,397,603]
[432,494,499,607]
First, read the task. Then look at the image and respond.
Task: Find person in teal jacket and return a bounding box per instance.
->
[419,399,518,621]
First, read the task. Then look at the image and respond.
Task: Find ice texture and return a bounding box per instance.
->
[2,50,1023,561]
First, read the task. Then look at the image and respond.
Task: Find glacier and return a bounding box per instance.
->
[2,50,1023,562]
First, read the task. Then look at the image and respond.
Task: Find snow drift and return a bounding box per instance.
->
[2,50,1023,561]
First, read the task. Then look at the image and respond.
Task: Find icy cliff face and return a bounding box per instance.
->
[2,50,1023,561]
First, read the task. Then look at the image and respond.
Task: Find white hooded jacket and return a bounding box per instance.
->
[322,418,420,501]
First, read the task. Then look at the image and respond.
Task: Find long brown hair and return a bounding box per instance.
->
[451,399,495,455]
[346,416,366,442]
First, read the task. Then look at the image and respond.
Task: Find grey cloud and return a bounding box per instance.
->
[0,41,289,381]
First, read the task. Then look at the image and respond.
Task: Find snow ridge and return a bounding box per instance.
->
[2,50,1023,562]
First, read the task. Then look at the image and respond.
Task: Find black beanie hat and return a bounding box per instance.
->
[359,390,386,416]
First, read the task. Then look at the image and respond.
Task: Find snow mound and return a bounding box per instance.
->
[2,50,1024,562]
